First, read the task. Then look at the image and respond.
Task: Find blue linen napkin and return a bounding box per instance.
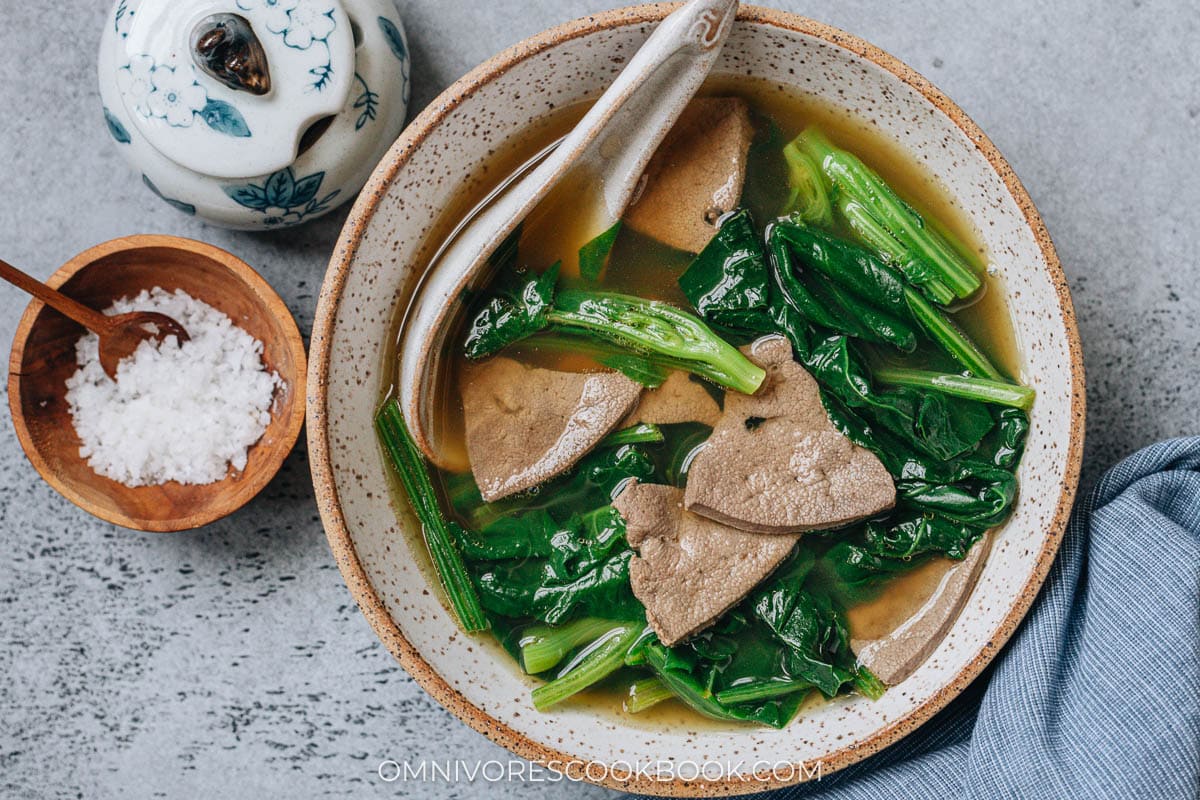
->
[635,437,1200,800]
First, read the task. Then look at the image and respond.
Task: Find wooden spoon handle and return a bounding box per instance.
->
[0,258,112,334]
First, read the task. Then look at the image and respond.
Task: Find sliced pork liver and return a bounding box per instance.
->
[461,358,640,501]
[851,535,989,685]
[613,481,798,646]
[621,370,721,428]
[684,336,895,533]
[624,97,754,253]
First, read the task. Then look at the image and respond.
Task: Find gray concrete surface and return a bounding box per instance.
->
[1,1,1197,798]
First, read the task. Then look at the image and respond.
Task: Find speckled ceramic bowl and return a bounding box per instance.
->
[308,5,1085,795]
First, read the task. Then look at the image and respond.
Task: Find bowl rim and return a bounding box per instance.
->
[7,233,308,533]
[307,4,1086,794]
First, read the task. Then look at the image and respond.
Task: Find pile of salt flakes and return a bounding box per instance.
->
[64,287,282,487]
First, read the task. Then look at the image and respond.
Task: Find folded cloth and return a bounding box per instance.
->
[634,437,1200,800]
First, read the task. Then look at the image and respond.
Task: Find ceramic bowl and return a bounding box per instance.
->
[9,235,307,532]
[308,5,1085,795]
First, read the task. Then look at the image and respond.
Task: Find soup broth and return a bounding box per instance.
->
[381,76,1027,727]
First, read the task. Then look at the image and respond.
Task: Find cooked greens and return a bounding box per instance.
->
[628,553,885,728]
[375,400,487,632]
[678,209,771,323]
[520,617,617,673]
[873,366,1035,410]
[470,505,642,626]
[463,237,767,394]
[430,424,894,728]
[781,139,833,227]
[624,677,673,713]
[462,262,559,359]
[681,209,1028,515]
[532,621,646,710]
[379,111,1033,730]
[600,423,665,448]
[769,220,1005,380]
[578,221,623,282]
[785,126,983,305]
[547,290,766,394]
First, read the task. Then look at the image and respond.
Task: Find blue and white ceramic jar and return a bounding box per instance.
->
[98,0,410,229]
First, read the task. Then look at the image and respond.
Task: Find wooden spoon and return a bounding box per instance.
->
[0,257,190,380]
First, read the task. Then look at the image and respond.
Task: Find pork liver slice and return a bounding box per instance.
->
[851,534,989,685]
[623,97,754,254]
[621,370,721,428]
[613,481,798,646]
[461,358,640,501]
[684,336,895,533]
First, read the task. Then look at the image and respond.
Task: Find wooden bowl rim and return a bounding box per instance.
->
[7,234,308,533]
[308,4,1086,795]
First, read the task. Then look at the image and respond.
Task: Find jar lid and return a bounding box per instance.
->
[112,0,354,179]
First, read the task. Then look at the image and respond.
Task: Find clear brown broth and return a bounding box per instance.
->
[381,77,1022,727]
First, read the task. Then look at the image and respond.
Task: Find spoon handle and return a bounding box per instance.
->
[0,258,113,334]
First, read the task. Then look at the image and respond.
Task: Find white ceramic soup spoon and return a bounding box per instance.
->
[399,0,740,464]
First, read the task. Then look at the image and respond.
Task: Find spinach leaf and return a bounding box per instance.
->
[473,547,643,625]
[804,334,992,461]
[769,219,1003,378]
[465,503,644,626]
[548,290,765,394]
[453,505,630,572]
[548,506,628,580]
[822,393,1025,526]
[769,221,918,351]
[579,221,623,282]
[812,511,987,607]
[637,636,808,729]
[898,464,1017,527]
[465,275,766,393]
[773,222,910,312]
[456,462,652,625]
[746,550,858,698]
[463,262,559,359]
[678,209,770,322]
[864,508,988,561]
[628,547,875,727]
[452,510,558,561]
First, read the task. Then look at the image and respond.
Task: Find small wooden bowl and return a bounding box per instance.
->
[7,235,306,532]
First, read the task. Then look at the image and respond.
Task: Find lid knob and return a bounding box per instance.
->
[113,0,354,180]
[191,13,271,96]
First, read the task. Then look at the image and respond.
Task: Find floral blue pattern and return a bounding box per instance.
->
[237,0,339,92]
[104,107,131,144]
[352,73,378,130]
[117,55,252,138]
[377,17,411,107]
[223,166,340,225]
[142,175,196,216]
[199,99,252,137]
[114,0,133,38]
[379,17,405,60]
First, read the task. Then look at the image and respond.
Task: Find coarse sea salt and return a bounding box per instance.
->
[64,287,282,487]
